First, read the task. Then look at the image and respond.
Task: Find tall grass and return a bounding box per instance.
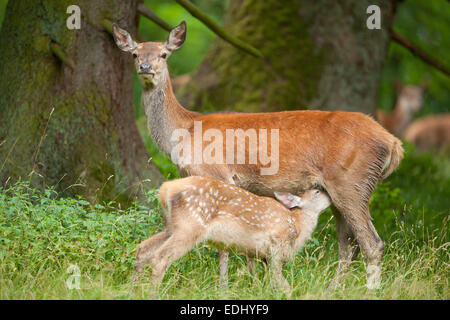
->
[0,145,448,300]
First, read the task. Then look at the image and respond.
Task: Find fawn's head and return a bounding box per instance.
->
[112,21,186,90]
[274,189,330,215]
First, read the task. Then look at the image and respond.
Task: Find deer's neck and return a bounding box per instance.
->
[392,99,413,135]
[293,209,319,251]
[142,70,197,155]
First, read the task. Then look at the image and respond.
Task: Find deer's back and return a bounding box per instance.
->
[404,114,450,152]
[182,110,400,196]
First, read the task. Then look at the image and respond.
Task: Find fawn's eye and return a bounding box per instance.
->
[161,53,167,59]
[132,53,137,59]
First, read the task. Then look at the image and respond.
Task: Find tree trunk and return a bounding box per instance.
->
[181,0,394,115]
[0,0,163,204]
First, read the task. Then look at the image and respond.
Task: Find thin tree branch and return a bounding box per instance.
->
[391,30,450,77]
[102,18,113,36]
[138,3,173,32]
[175,0,263,58]
[49,42,75,69]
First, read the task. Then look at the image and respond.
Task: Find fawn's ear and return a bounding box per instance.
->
[165,21,186,51]
[274,192,303,209]
[112,23,138,52]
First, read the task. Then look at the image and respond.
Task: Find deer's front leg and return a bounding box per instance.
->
[247,257,256,275]
[216,173,240,287]
[269,251,291,299]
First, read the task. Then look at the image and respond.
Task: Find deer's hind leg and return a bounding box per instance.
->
[150,228,201,290]
[269,249,291,298]
[339,204,384,290]
[132,230,171,286]
[326,172,385,289]
[326,143,389,290]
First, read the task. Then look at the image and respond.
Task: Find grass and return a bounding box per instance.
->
[0,144,449,300]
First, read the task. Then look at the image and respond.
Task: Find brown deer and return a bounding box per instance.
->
[403,114,450,153]
[376,83,425,137]
[113,21,404,290]
[133,176,331,297]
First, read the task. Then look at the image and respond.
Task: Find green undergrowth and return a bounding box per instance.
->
[0,145,448,299]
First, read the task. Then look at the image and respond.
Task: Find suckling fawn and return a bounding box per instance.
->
[133,176,330,296]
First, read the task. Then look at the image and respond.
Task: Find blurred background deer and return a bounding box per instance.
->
[404,114,450,153]
[376,82,426,137]
[377,81,450,153]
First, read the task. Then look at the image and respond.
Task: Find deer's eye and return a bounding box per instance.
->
[161,53,167,59]
[132,53,137,59]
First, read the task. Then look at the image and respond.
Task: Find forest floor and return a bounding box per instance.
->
[0,138,449,300]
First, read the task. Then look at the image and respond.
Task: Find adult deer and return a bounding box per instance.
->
[403,114,450,153]
[133,176,331,297]
[376,83,425,137]
[113,21,404,290]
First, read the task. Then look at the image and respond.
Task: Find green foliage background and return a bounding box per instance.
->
[378,0,450,117]
[0,0,448,119]
[0,0,448,299]
[1,0,448,174]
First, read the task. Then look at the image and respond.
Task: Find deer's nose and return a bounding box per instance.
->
[139,62,152,74]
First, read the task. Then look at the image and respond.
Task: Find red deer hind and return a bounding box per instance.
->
[376,83,425,137]
[113,21,404,290]
[404,114,450,153]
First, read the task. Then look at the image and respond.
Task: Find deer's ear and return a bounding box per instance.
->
[274,192,302,209]
[165,21,186,51]
[112,23,137,52]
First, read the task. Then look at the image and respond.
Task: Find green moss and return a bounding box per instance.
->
[33,36,51,52]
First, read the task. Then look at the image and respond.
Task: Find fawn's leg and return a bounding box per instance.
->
[269,250,291,298]
[150,232,199,291]
[247,257,256,275]
[132,230,171,285]
[218,251,229,287]
[216,175,243,287]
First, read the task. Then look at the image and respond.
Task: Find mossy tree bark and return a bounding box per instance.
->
[182,0,394,114]
[0,0,163,203]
